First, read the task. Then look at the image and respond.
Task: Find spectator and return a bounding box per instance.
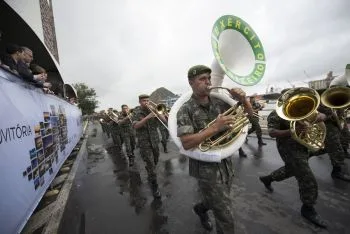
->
[18,46,46,84]
[69,97,77,104]
[1,43,23,74]
[30,64,53,94]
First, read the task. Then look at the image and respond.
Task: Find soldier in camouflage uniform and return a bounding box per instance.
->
[159,117,169,153]
[133,94,167,199]
[246,96,266,146]
[340,120,350,158]
[318,104,350,181]
[118,104,136,166]
[107,109,123,155]
[177,65,253,233]
[99,114,109,136]
[259,89,327,228]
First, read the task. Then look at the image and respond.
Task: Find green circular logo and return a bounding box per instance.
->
[211,15,266,86]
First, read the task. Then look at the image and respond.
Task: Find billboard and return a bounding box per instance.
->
[0,68,82,234]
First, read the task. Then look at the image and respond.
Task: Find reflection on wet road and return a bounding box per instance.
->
[59,122,350,234]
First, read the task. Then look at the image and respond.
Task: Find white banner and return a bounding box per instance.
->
[0,69,82,234]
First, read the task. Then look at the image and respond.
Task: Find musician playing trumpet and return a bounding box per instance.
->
[176,65,253,233]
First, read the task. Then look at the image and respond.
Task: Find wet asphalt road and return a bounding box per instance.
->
[59,121,350,234]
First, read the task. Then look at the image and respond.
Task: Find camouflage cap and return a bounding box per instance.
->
[138,94,150,100]
[187,65,211,79]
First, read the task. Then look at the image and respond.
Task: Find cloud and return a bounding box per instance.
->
[52,0,350,110]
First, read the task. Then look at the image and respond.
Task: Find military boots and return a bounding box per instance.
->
[193,203,213,231]
[239,148,247,157]
[151,182,161,199]
[259,175,274,192]
[258,136,267,146]
[162,142,168,153]
[331,166,350,181]
[301,204,327,228]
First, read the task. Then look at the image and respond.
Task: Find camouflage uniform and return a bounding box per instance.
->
[177,95,235,233]
[119,113,136,160]
[265,110,318,206]
[340,122,350,155]
[318,105,347,168]
[100,118,109,136]
[109,120,123,153]
[158,119,169,153]
[132,107,160,184]
[247,101,265,145]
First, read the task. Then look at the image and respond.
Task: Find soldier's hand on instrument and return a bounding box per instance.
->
[146,112,156,119]
[295,121,308,134]
[314,113,327,123]
[230,88,246,102]
[212,114,234,132]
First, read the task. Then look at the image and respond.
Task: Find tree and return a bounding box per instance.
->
[73,83,99,115]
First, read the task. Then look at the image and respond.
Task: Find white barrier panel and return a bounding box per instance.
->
[0,69,83,234]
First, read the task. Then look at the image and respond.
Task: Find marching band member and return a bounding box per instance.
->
[159,115,169,153]
[245,95,266,146]
[259,89,327,228]
[177,65,252,233]
[318,96,350,181]
[132,94,166,199]
[118,104,136,166]
[107,108,123,155]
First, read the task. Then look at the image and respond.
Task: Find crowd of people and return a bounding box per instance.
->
[0,43,53,93]
[0,31,76,104]
[96,64,349,233]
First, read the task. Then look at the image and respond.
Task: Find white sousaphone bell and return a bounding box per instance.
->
[168,15,266,162]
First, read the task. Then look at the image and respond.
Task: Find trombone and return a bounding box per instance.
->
[125,108,134,123]
[146,101,169,130]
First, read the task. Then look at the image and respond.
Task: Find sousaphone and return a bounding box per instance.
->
[168,15,266,162]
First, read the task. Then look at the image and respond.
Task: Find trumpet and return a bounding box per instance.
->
[146,101,169,130]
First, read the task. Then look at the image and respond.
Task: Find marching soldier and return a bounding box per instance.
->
[246,95,266,146]
[340,122,350,158]
[99,111,109,136]
[159,117,169,153]
[259,89,327,228]
[108,108,123,155]
[132,94,167,199]
[177,65,254,233]
[318,103,350,181]
[118,104,136,166]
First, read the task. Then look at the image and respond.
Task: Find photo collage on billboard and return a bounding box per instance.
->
[21,105,68,190]
[58,105,68,152]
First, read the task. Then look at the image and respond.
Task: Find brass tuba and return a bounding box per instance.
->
[276,87,326,152]
[106,109,120,124]
[320,86,350,129]
[168,15,266,162]
[198,101,250,151]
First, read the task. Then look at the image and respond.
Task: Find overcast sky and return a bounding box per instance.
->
[52,0,350,111]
